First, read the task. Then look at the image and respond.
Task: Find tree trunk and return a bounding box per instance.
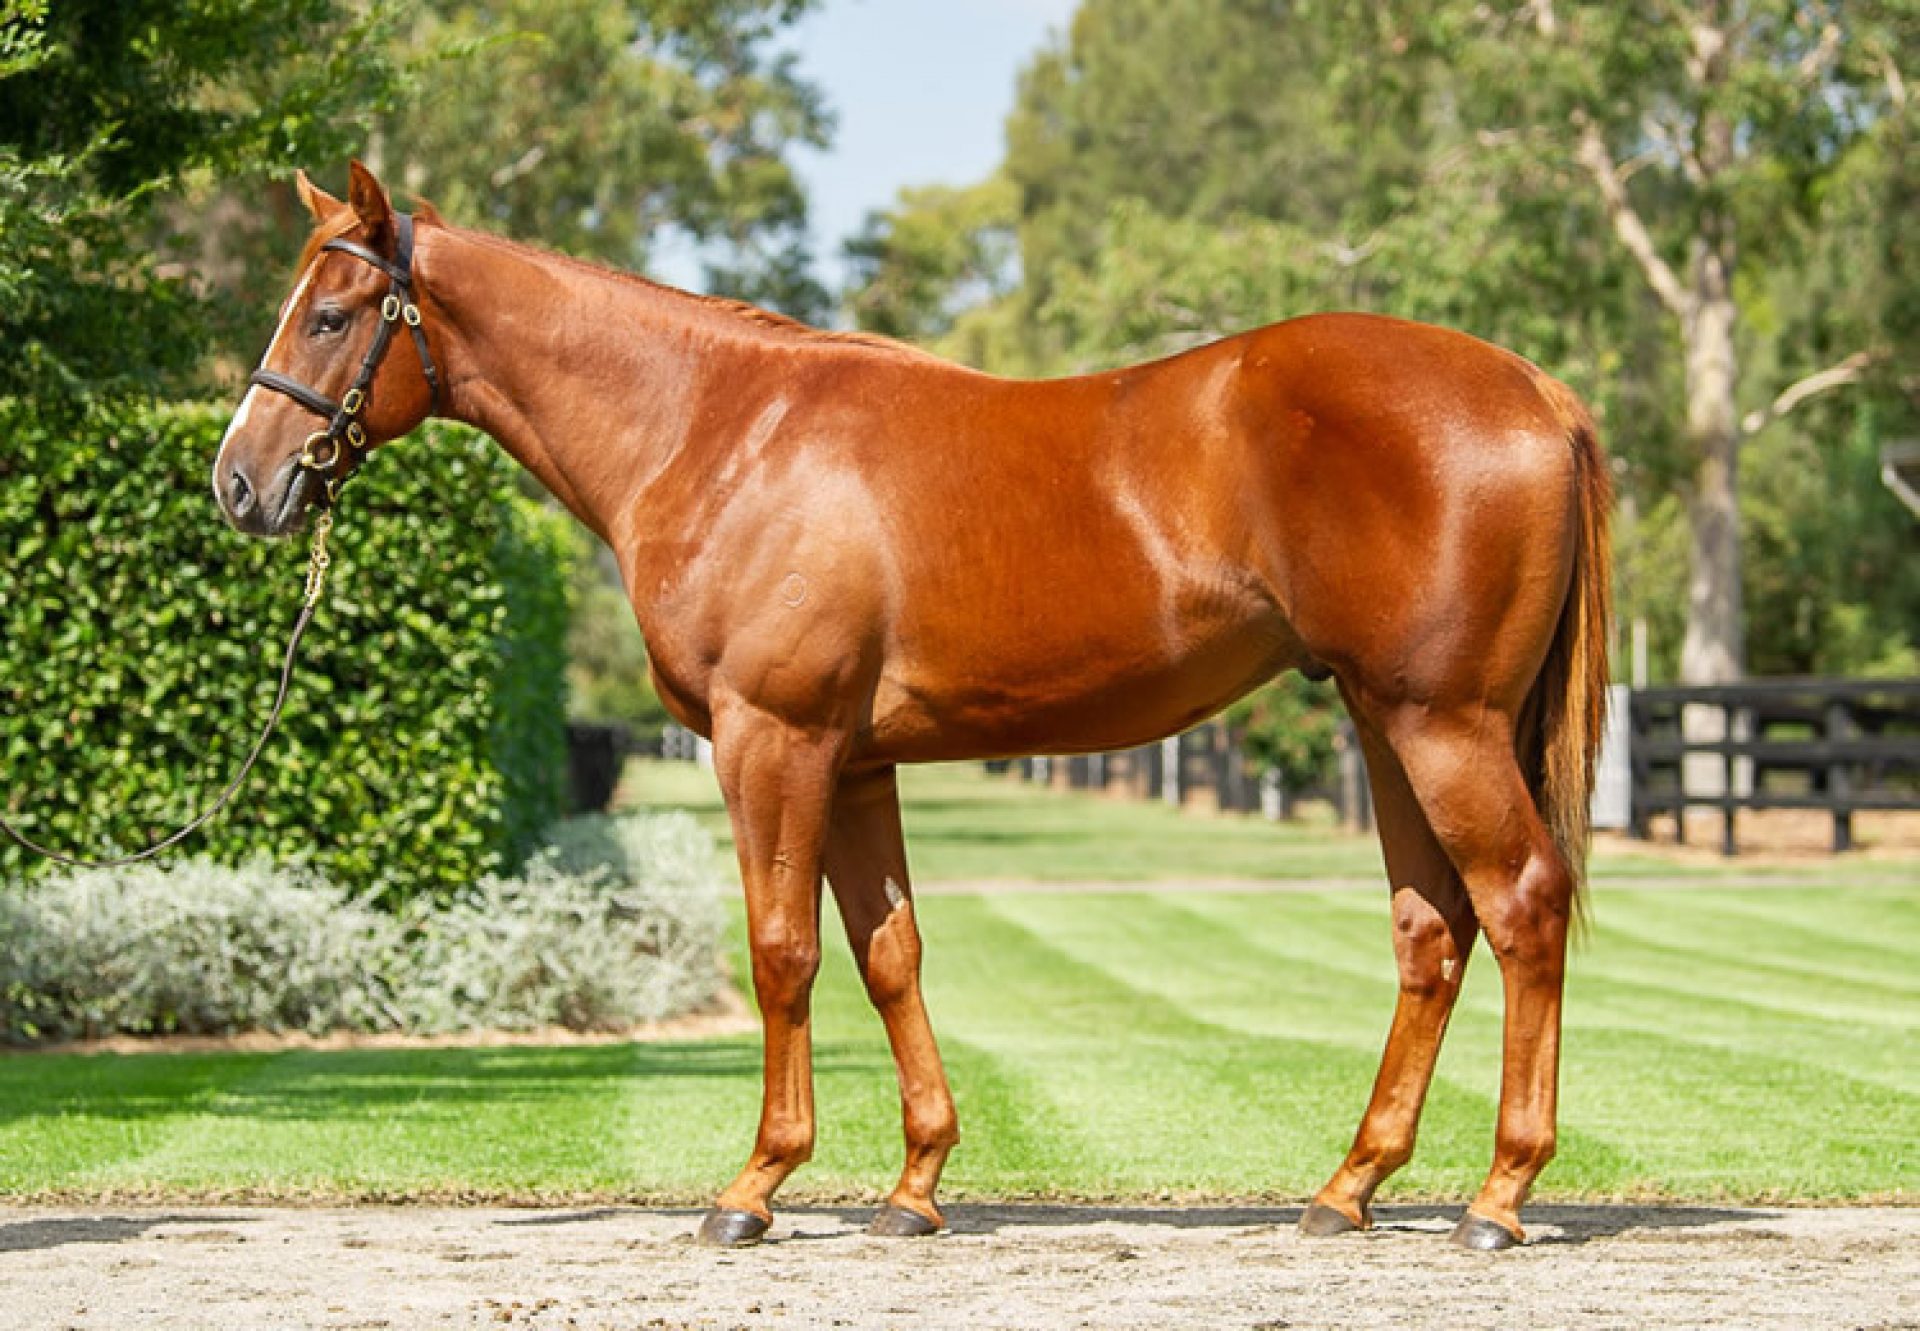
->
[1679,264,1744,685]
[1678,88,1744,686]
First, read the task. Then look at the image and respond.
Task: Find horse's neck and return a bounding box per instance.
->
[418,225,746,545]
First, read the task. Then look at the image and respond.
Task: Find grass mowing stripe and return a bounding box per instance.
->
[1550,1022,1918,1198]
[0,1052,253,1191]
[1592,890,1920,996]
[1148,890,1918,1196]
[1632,889,1920,980]
[945,894,1381,1192]
[1583,916,1918,1026]
[2,878,1913,1204]
[1171,890,1918,1097]
[85,1045,651,1195]
[1163,892,1508,1027]
[1564,969,1920,1096]
[976,892,1397,1046]
[936,1031,1123,1198]
[969,891,1504,1200]
[971,893,1640,1200]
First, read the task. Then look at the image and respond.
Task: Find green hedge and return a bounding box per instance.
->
[0,400,572,903]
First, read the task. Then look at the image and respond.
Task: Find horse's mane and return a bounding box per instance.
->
[442,226,941,362]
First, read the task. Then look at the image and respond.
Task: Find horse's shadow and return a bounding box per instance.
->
[0,1213,257,1253]
[904,1202,1772,1245]
[499,1201,1775,1247]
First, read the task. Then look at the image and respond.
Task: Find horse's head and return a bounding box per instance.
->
[214,161,440,537]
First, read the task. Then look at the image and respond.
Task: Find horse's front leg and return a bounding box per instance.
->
[697,705,849,1247]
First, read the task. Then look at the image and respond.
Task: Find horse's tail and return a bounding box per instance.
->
[1524,375,1613,926]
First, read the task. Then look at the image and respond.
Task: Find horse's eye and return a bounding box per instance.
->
[310,307,348,337]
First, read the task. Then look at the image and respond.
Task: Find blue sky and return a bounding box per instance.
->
[656,0,1076,292]
[785,0,1077,286]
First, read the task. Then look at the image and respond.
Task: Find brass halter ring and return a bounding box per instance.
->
[300,432,341,472]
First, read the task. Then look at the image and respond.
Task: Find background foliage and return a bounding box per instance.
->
[846,0,1919,684]
[368,0,829,317]
[0,402,571,902]
[0,0,408,408]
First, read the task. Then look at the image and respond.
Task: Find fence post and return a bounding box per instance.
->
[1720,701,1737,856]
[1161,733,1182,807]
[1627,690,1649,839]
[1336,721,1371,833]
[1826,700,1855,852]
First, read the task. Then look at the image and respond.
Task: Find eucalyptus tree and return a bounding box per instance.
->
[1466,0,1914,682]
[375,0,831,316]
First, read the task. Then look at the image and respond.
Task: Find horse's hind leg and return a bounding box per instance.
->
[1379,703,1575,1249]
[1302,714,1477,1237]
[823,765,959,1235]
[697,706,848,1247]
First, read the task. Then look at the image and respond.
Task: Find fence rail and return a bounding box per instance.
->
[1627,677,1920,853]
[629,675,1919,859]
[993,720,1374,832]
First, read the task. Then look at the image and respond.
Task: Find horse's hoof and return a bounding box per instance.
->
[1298,1201,1366,1237]
[1450,1211,1522,1251]
[868,1203,942,1237]
[696,1207,770,1247]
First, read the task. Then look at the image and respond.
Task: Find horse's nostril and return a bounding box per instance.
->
[229,468,255,515]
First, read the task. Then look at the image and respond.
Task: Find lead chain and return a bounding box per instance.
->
[304,509,335,608]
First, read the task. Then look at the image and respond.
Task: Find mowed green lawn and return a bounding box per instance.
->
[0,764,1913,1204]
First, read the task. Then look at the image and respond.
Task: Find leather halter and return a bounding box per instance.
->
[248,211,442,491]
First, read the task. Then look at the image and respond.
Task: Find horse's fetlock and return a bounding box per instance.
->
[759,1125,815,1170]
[1496,1124,1557,1177]
[906,1100,960,1152]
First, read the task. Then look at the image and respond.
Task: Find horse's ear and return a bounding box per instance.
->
[346,159,394,248]
[294,169,343,222]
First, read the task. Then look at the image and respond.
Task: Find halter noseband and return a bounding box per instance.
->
[248,211,442,491]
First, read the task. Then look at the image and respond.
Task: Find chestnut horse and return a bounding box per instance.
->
[215,163,1611,1251]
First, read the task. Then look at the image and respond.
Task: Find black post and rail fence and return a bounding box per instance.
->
[614,676,1919,856]
[1625,678,1920,854]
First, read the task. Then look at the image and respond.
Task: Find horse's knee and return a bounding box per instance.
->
[1390,895,1467,1001]
[750,926,821,1013]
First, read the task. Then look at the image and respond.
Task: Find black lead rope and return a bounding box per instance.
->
[0,514,334,870]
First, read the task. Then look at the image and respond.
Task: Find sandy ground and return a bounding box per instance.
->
[3,1202,1915,1331]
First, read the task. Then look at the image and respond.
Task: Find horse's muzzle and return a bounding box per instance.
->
[219,456,315,538]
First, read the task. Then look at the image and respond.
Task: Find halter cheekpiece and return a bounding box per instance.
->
[248,211,442,493]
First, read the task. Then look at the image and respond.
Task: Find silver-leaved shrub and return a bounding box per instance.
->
[0,811,726,1043]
